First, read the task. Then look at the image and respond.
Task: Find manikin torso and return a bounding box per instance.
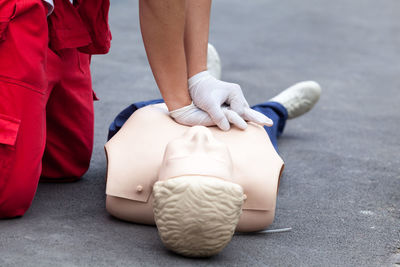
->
[105,103,284,232]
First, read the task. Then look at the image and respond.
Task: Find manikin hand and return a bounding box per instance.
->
[188,71,273,131]
[170,102,253,130]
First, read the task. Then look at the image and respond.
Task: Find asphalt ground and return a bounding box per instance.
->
[1,0,399,266]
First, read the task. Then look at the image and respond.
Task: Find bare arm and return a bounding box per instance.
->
[139,0,191,111]
[184,0,211,79]
[139,1,271,129]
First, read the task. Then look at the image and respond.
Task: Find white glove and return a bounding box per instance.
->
[169,102,249,130]
[188,71,273,131]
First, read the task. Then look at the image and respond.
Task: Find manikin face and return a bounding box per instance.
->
[158,126,233,181]
[153,127,244,258]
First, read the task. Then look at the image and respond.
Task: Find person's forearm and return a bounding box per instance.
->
[184,0,211,79]
[139,0,191,111]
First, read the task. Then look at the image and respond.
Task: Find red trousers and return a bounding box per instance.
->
[0,0,96,218]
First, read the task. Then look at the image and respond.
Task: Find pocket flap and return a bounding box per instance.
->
[92,90,99,101]
[0,114,20,146]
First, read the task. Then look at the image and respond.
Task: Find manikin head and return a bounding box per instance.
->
[153,126,245,257]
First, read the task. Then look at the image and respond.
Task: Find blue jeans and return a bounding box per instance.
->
[108,100,288,152]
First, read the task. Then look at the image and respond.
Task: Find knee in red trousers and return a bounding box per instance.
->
[0,0,45,218]
[0,79,47,219]
[40,48,95,181]
[1,0,98,217]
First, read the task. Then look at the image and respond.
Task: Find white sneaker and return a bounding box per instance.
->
[269,81,321,119]
[207,43,222,80]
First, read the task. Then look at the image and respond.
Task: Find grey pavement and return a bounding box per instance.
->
[1,0,400,266]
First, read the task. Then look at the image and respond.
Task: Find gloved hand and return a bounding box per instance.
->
[170,102,251,130]
[188,71,273,130]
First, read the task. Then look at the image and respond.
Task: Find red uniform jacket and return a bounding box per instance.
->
[48,0,111,54]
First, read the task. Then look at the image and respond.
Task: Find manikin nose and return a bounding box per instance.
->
[185,126,213,146]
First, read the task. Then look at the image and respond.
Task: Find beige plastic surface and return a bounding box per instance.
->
[158,125,235,182]
[105,103,284,232]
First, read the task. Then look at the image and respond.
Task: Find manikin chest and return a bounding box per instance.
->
[105,104,284,232]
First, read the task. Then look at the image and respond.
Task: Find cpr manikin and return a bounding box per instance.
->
[105,103,284,257]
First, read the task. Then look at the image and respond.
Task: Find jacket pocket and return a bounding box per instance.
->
[0,113,20,184]
[0,113,20,147]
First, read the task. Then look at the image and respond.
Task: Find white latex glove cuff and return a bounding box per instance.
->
[188,71,213,88]
[169,102,215,128]
[169,102,197,120]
